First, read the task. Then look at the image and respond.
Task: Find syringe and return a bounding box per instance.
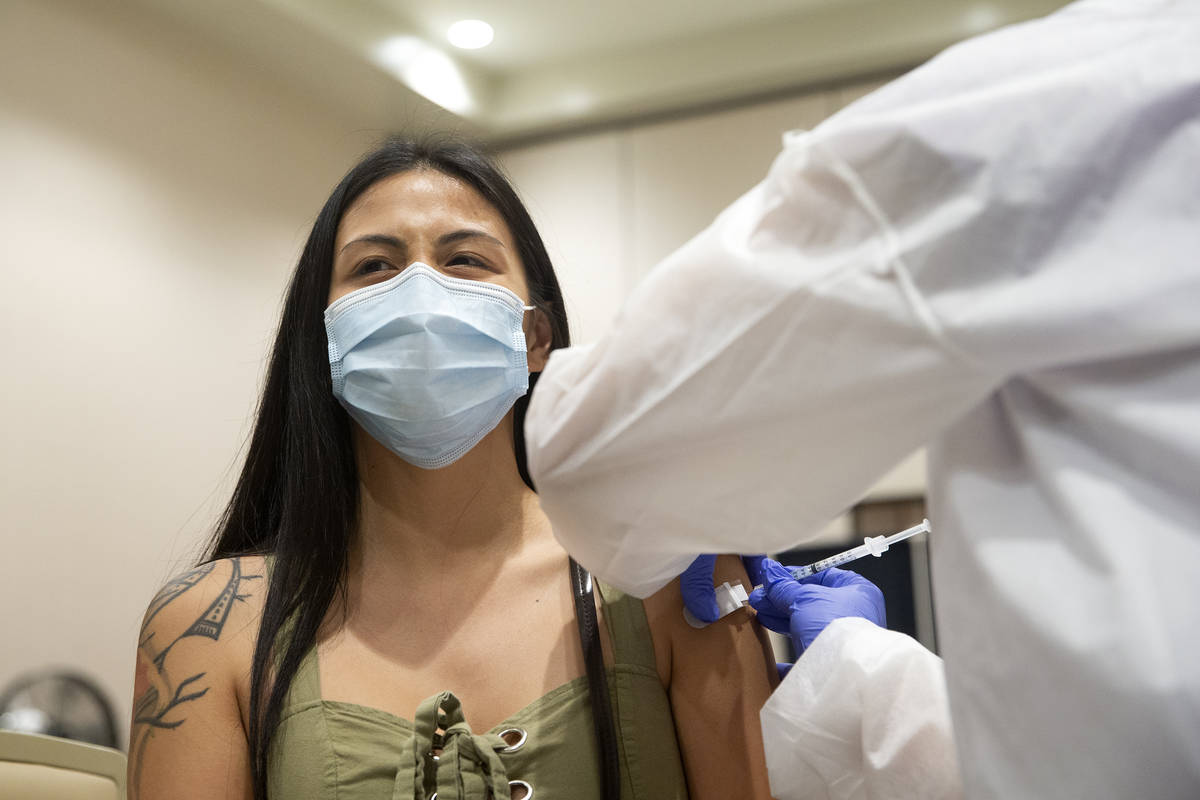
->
[682,519,932,628]
[785,519,931,579]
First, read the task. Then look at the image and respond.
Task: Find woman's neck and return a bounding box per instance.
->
[348,416,552,591]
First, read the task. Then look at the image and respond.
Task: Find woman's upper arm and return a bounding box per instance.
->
[644,554,778,800]
[128,557,263,800]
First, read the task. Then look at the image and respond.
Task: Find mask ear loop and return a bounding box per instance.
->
[520,304,542,364]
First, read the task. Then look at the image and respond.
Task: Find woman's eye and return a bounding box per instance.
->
[357,259,394,275]
[447,254,490,270]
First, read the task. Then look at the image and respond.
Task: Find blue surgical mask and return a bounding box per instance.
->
[324,263,533,469]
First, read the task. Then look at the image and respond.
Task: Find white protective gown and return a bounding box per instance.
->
[524,1,1200,797]
[760,618,961,800]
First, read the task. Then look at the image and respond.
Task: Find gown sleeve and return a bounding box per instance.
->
[524,0,1200,598]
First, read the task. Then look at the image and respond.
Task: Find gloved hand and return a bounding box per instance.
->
[679,554,721,623]
[680,554,770,624]
[748,558,886,653]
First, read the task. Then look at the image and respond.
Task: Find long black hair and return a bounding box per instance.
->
[204,135,570,799]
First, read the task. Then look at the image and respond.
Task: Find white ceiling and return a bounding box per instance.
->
[128,0,1070,144]
[381,0,842,69]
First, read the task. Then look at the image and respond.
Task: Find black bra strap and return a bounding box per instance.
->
[569,558,620,800]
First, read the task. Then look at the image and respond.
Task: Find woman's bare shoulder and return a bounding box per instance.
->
[136,556,268,676]
[130,556,265,799]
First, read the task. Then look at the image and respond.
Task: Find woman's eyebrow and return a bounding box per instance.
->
[339,233,403,254]
[338,229,503,255]
[438,229,505,248]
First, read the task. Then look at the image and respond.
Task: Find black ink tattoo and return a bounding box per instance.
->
[138,562,216,639]
[150,558,262,669]
[132,673,209,729]
[130,558,263,799]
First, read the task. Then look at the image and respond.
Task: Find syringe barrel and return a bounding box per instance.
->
[791,544,871,578]
[784,520,931,582]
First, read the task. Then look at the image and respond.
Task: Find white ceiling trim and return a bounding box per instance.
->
[126,0,1070,143]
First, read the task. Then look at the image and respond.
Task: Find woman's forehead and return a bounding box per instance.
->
[337,169,510,242]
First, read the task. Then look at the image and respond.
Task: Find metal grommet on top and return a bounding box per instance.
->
[497,727,527,753]
[508,779,534,799]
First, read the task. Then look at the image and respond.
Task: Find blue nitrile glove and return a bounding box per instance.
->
[680,554,721,623]
[680,554,770,624]
[748,558,886,653]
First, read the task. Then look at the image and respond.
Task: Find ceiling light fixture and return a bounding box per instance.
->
[447,19,493,50]
[374,35,474,114]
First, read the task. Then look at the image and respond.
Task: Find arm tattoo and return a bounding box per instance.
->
[150,558,261,668]
[139,562,216,637]
[130,558,263,798]
[132,673,209,729]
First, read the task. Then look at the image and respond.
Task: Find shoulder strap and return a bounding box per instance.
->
[261,554,324,709]
[569,558,620,800]
[593,581,658,672]
[284,642,322,707]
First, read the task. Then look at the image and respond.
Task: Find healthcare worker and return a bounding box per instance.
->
[523,0,1200,797]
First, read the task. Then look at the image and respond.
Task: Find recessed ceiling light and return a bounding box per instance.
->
[374,35,475,114]
[447,19,493,50]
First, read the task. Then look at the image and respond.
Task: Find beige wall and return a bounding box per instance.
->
[1,0,924,746]
[0,0,381,743]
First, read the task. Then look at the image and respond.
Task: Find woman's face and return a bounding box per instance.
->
[329,168,530,307]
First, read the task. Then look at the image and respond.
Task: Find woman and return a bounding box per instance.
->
[129,137,777,799]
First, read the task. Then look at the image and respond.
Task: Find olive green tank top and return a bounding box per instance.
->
[267,581,689,799]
